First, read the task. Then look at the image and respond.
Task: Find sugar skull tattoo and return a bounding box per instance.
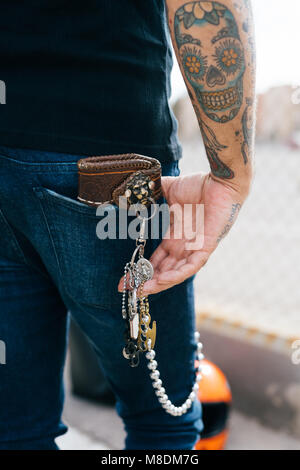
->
[175,1,246,123]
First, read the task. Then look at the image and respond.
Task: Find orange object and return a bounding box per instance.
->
[195,430,229,450]
[196,359,232,403]
[195,359,232,450]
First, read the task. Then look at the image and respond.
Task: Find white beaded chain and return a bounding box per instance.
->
[122,260,204,416]
[146,331,204,417]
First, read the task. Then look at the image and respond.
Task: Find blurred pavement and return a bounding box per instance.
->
[57,385,300,450]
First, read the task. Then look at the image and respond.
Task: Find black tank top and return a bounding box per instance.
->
[0,0,181,162]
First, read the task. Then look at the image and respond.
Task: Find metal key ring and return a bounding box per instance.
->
[132,197,158,222]
[130,246,141,266]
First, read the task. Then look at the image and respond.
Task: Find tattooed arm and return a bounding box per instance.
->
[119,1,256,295]
[167,0,255,192]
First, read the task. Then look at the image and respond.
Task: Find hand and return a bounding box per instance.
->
[118,173,246,295]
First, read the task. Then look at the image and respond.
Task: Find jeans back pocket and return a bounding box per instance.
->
[34,187,136,311]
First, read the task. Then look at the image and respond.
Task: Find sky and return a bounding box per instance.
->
[171,0,300,101]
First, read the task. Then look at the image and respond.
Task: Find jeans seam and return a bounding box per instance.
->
[0,207,55,281]
[33,186,115,216]
[34,192,64,280]
[0,208,29,267]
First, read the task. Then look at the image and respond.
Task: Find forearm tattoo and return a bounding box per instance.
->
[217,202,241,242]
[192,101,234,179]
[174,1,245,124]
[171,1,255,179]
[241,97,254,164]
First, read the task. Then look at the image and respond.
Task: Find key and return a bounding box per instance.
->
[121,209,157,367]
[129,314,139,340]
[128,288,139,340]
[137,285,157,352]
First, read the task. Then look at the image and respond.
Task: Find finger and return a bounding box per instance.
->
[187,250,210,269]
[157,262,196,284]
[143,255,183,294]
[118,277,123,292]
[157,251,209,284]
[151,240,187,275]
[142,279,166,295]
[149,244,168,270]
[117,271,132,292]
[143,269,192,295]
[142,251,210,295]
[142,277,182,295]
[143,259,199,295]
[120,249,210,294]
[156,255,178,274]
[146,256,191,292]
[173,258,187,271]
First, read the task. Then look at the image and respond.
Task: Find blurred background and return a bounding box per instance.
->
[59,0,300,450]
[173,0,300,362]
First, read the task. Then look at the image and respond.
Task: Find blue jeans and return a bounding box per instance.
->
[0,146,202,450]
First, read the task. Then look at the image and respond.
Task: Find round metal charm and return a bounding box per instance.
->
[136,258,154,281]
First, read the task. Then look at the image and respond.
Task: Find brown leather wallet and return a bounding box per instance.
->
[77,153,162,207]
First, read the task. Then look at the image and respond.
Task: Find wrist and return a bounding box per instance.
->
[209,170,253,201]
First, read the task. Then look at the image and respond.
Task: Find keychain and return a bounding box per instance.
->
[121,207,204,417]
[122,216,155,368]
